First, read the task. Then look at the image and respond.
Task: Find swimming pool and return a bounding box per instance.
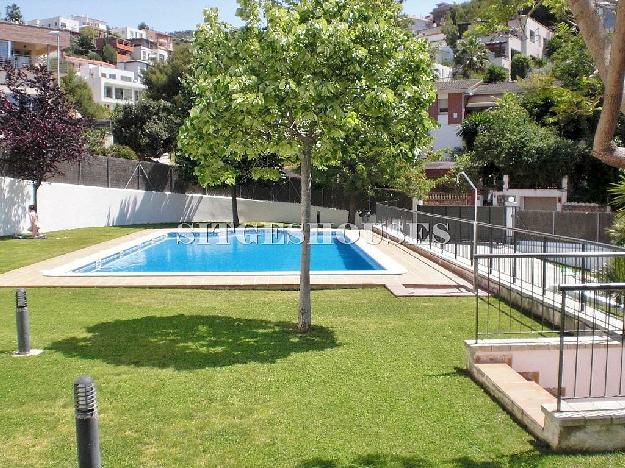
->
[45,229,404,276]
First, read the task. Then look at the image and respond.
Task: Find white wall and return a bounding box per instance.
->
[0,177,348,235]
[431,122,463,152]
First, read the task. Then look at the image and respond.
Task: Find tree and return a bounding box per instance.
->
[138,22,149,31]
[454,37,490,78]
[511,54,532,80]
[101,44,117,64]
[0,64,87,205]
[4,3,22,23]
[483,64,508,83]
[458,94,578,187]
[143,43,192,112]
[179,0,435,332]
[113,99,180,159]
[61,68,110,119]
[70,28,98,57]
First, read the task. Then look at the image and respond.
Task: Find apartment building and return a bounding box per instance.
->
[146,29,173,52]
[28,16,80,32]
[112,26,147,40]
[69,56,145,109]
[428,80,523,152]
[480,16,552,72]
[96,36,133,63]
[71,15,108,32]
[0,22,71,73]
[416,26,454,65]
[129,37,169,63]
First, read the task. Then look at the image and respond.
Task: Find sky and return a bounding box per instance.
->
[10,1,448,33]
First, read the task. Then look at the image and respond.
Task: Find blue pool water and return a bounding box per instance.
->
[74,230,384,273]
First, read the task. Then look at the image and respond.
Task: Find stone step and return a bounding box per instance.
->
[473,363,556,430]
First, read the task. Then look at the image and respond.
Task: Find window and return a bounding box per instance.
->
[101,73,106,78]
[530,30,536,43]
[108,73,116,79]
[104,86,113,99]
[115,88,124,100]
[134,90,140,102]
[486,42,507,58]
[438,98,448,114]
[0,40,9,60]
[121,76,131,82]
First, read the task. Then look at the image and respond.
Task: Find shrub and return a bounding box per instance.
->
[483,65,508,83]
[106,144,138,160]
[511,54,531,80]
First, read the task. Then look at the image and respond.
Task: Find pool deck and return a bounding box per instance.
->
[0,229,473,296]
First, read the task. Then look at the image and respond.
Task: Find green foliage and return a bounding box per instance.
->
[83,128,107,155]
[106,144,138,160]
[4,3,22,23]
[180,0,435,192]
[483,64,508,83]
[547,23,596,90]
[143,43,192,112]
[70,28,98,57]
[511,54,532,80]
[459,94,578,187]
[454,37,489,78]
[61,68,110,119]
[112,99,180,158]
[138,22,149,30]
[101,44,117,64]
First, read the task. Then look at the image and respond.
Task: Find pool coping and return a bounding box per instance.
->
[0,229,473,294]
[41,228,406,277]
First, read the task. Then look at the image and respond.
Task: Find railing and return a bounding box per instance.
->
[473,252,625,342]
[375,202,623,269]
[556,283,625,411]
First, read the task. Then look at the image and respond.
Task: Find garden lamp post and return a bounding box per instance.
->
[457,171,478,264]
[49,30,61,85]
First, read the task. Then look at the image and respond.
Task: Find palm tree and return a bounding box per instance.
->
[455,37,490,79]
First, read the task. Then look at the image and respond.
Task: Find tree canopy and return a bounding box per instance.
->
[61,68,110,119]
[0,64,87,202]
[180,0,435,332]
[4,3,22,23]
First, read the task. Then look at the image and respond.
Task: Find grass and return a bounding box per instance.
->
[0,226,148,274]
[1,287,625,467]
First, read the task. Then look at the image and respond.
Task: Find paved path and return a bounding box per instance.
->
[0,229,472,296]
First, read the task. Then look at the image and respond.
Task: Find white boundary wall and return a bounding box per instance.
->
[0,177,348,235]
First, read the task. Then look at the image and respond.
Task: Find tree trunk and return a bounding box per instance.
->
[347,192,358,226]
[33,180,41,206]
[298,142,313,333]
[230,185,240,228]
[570,0,625,168]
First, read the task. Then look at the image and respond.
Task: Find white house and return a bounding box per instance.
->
[480,16,552,72]
[131,45,168,63]
[117,60,150,80]
[28,16,80,32]
[69,58,146,109]
[112,26,147,40]
[70,15,108,32]
[417,26,454,65]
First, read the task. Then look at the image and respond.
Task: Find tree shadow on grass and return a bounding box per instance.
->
[48,314,338,370]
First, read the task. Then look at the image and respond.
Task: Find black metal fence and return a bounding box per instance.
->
[0,155,384,212]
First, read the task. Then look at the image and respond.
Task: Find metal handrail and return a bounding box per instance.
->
[376,202,623,251]
[476,252,625,259]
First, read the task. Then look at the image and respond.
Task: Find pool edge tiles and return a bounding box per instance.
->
[42,229,406,277]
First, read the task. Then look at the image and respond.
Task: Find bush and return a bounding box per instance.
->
[483,65,508,83]
[106,144,138,160]
[83,128,107,156]
[511,54,532,80]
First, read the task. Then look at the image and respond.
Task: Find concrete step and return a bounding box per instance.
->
[473,363,556,431]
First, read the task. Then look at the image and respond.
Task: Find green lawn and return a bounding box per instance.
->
[1,287,624,467]
[0,226,148,274]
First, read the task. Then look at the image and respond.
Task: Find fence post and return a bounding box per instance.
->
[474,257,480,344]
[542,236,547,296]
[557,289,566,412]
[105,157,110,188]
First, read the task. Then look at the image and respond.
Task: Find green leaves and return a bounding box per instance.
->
[179,0,435,194]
